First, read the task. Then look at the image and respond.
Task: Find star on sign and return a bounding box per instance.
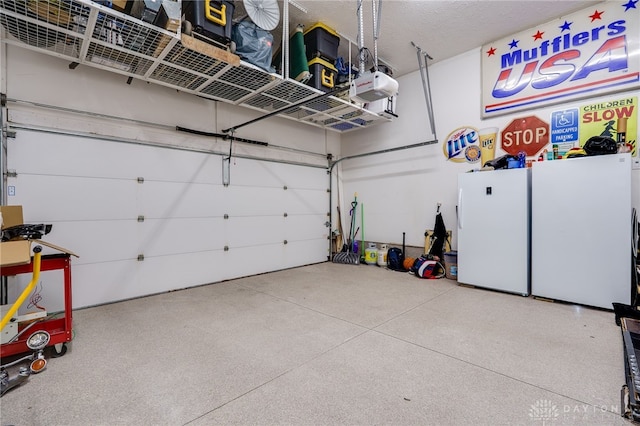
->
[532,30,544,41]
[509,39,519,49]
[589,10,604,22]
[622,0,638,11]
[486,47,496,56]
[559,21,572,32]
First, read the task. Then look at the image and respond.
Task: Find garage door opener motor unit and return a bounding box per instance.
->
[349,0,398,103]
[350,71,398,103]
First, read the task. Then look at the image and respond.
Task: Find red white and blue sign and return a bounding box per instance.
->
[481,1,640,117]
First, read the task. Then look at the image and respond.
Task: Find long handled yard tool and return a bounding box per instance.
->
[335,206,344,253]
[333,194,360,265]
[360,203,365,262]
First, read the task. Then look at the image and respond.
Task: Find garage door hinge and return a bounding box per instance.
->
[6,169,17,178]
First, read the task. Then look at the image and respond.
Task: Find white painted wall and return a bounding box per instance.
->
[340,47,640,250]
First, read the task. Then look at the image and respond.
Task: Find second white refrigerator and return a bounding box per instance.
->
[457,168,531,295]
[531,153,632,309]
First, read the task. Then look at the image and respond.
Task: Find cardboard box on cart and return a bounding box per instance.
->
[0,205,78,267]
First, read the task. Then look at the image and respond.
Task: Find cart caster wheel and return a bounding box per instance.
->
[52,343,67,358]
[229,40,236,54]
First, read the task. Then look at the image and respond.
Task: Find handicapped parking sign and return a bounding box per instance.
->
[550,109,579,144]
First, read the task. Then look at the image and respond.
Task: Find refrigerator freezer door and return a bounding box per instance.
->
[531,154,632,309]
[457,168,530,295]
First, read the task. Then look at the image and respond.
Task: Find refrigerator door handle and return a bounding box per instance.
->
[458,188,463,230]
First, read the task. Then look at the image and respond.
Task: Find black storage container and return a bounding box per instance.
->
[130,0,163,24]
[183,0,235,47]
[307,57,337,92]
[304,23,340,62]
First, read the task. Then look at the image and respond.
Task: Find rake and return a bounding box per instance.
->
[333,194,360,265]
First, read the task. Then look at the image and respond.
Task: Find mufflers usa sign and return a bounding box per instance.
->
[481,1,639,117]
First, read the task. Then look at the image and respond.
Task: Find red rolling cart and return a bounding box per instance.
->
[1,252,73,358]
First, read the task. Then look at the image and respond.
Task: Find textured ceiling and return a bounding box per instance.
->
[255,0,601,77]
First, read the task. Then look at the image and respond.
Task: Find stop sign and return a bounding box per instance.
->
[501,116,549,157]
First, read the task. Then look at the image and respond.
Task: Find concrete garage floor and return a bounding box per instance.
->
[0,262,630,425]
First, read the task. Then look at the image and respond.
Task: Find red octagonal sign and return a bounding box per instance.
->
[501,116,549,157]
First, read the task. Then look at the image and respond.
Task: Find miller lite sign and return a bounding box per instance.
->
[481,1,640,117]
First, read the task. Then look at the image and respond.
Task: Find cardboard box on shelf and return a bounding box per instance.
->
[0,206,78,268]
[111,0,133,14]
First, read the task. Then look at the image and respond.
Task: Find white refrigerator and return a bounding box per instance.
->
[457,168,531,295]
[531,153,632,309]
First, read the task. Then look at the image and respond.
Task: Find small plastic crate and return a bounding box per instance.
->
[307,57,337,92]
[183,0,235,47]
[304,23,340,62]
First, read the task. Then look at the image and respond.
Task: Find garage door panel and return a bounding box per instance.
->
[9,131,148,179]
[224,185,285,216]
[134,148,221,183]
[9,131,223,184]
[72,261,139,308]
[230,160,327,189]
[284,215,327,241]
[226,216,284,248]
[279,165,328,189]
[139,218,225,257]
[220,240,326,277]
[138,251,224,296]
[139,181,226,218]
[220,244,285,277]
[229,159,289,187]
[37,221,138,265]
[285,188,327,214]
[282,239,328,267]
[9,174,138,221]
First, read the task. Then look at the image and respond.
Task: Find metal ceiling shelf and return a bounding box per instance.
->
[0,0,391,133]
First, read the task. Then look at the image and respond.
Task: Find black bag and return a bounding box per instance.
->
[583,136,617,156]
[428,212,447,261]
[483,154,518,169]
[387,247,405,271]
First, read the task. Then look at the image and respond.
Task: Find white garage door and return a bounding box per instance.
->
[6,129,329,310]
